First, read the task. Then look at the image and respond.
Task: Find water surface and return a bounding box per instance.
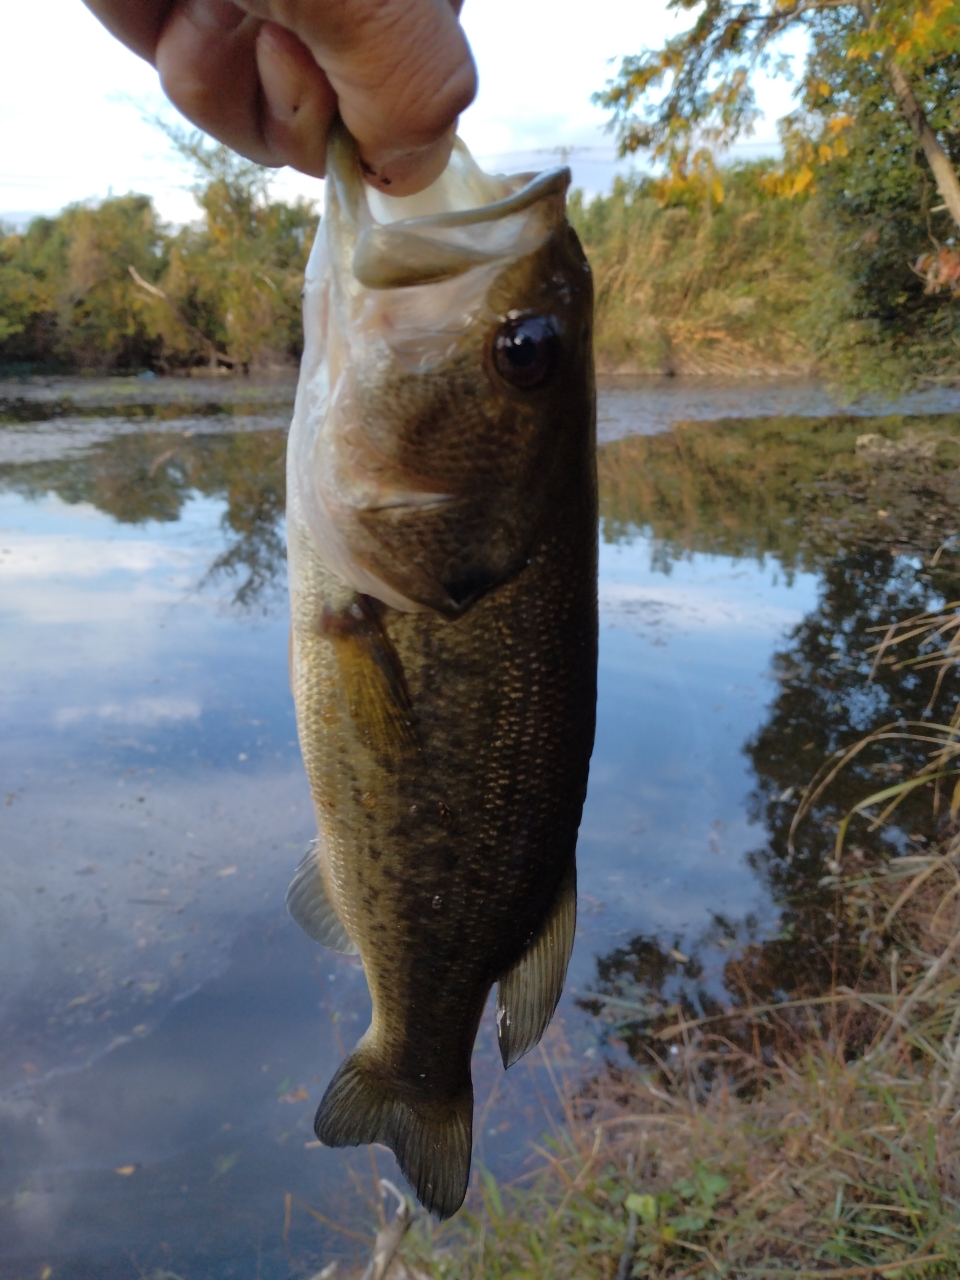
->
[2,377,959,1278]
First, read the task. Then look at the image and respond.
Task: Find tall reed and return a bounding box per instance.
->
[569,170,817,377]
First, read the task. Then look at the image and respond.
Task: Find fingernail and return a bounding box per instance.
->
[188,0,245,33]
[360,127,457,198]
[256,20,290,58]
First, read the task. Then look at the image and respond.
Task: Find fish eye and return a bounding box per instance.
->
[492,315,560,390]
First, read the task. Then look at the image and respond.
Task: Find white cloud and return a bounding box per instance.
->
[0,531,194,580]
[55,696,201,728]
[0,506,208,646]
[600,581,803,635]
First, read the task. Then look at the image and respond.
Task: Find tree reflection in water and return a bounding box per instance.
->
[4,409,958,1061]
[1,428,288,610]
[585,414,960,1069]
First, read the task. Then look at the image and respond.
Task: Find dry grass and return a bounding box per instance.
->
[787,604,960,875]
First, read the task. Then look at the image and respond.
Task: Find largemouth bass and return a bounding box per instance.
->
[285,123,596,1219]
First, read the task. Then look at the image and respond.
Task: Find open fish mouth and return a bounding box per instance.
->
[288,120,576,616]
[351,156,573,290]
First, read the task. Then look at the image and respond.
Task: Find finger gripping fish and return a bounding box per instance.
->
[286,124,597,1219]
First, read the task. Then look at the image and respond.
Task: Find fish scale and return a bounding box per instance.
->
[285,122,597,1218]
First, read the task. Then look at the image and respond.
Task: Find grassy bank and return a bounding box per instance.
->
[386,839,960,1277]
[569,169,819,379]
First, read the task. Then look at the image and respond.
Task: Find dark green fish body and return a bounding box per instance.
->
[286,126,596,1218]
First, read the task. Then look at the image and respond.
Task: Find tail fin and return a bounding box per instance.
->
[315,1043,473,1220]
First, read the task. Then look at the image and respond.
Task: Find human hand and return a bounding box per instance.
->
[83,0,477,195]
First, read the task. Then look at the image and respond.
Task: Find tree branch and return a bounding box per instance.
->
[886,60,960,234]
[127,265,234,368]
[853,0,960,234]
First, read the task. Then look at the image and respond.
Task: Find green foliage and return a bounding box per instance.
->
[801,42,960,393]
[0,219,57,348]
[1,197,170,369]
[595,0,960,205]
[158,127,317,369]
[591,0,960,389]
[0,129,318,374]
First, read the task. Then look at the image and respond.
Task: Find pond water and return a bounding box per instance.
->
[2,376,959,1279]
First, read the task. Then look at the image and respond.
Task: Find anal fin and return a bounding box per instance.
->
[286,840,358,955]
[496,859,576,1069]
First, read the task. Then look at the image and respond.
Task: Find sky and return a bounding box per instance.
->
[1,1,805,227]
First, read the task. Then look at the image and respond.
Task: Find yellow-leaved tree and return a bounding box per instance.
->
[596,0,960,249]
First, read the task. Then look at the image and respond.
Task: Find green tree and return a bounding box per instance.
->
[802,41,960,388]
[55,196,173,368]
[145,126,318,371]
[0,221,56,351]
[596,0,960,230]
[0,197,171,369]
[1,126,318,373]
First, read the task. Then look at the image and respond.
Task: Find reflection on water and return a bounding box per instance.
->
[3,429,287,610]
[1,381,958,1278]
[586,417,960,1064]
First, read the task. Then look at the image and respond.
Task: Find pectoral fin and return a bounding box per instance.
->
[322,594,418,758]
[286,841,358,955]
[496,860,577,1069]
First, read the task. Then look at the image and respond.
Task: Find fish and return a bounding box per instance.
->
[285,121,597,1219]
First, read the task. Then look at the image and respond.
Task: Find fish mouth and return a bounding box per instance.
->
[325,122,571,292]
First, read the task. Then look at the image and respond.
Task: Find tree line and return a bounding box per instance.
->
[0,131,318,375]
[2,0,958,390]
